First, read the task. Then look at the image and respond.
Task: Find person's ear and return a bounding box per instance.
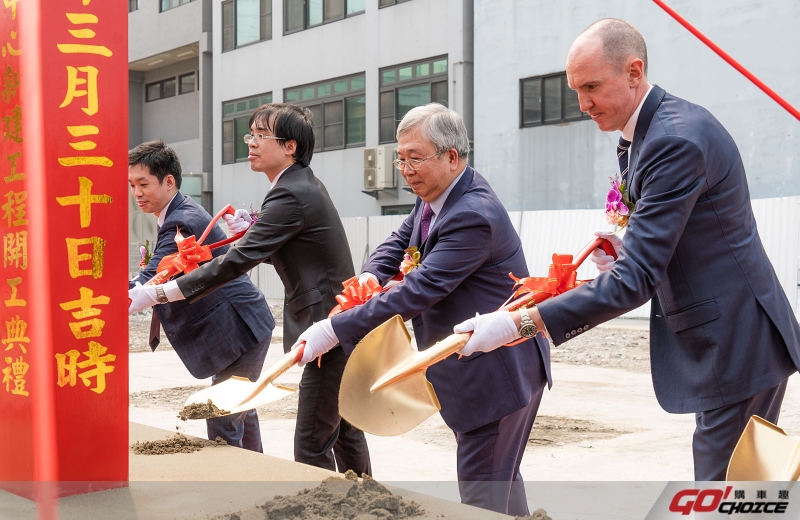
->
[448,149,459,168]
[628,58,645,87]
[164,175,176,190]
[283,139,297,157]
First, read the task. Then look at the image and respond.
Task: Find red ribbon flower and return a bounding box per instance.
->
[328,276,384,317]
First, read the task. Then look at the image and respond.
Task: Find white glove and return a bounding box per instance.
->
[222,209,252,235]
[454,312,520,356]
[358,272,379,285]
[128,282,159,315]
[291,319,339,367]
[591,231,623,272]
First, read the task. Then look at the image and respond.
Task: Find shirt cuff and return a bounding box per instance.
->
[163,280,185,302]
[358,272,379,285]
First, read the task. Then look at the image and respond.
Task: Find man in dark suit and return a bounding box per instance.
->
[128,106,371,475]
[457,19,800,481]
[293,103,550,516]
[128,140,274,452]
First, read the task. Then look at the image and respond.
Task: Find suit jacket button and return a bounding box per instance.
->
[583,325,589,331]
[571,329,577,335]
[565,332,571,339]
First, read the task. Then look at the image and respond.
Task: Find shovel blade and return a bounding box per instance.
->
[184,378,296,417]
[339,315,441,436]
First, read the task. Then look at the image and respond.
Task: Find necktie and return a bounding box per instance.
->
[420,202,434,242]
[617,137,631,183]
[149,224,161,350]
[149,309,161,351]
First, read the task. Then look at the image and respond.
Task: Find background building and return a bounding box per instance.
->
[128,0,799,293]
[473,0,799,210]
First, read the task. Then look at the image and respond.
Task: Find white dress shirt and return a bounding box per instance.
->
[620,84,654,164]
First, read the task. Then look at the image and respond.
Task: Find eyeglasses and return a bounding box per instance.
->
[243,133,286,144]
[392,153,442,172]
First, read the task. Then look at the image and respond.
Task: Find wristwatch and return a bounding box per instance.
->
[155,285,169,304]
[518,307,538,338]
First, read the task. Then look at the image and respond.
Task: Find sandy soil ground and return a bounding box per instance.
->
[129,304,647,449]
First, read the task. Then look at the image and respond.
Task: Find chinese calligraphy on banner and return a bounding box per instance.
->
[0,0,128,489]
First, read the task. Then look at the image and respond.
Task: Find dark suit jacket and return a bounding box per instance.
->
[538,85,800,413]
[331,167,551,433]
[131,193,274,379]
[176,164,355,353]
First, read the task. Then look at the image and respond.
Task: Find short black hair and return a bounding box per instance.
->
[248,103,315,167]
[128,139,182,188]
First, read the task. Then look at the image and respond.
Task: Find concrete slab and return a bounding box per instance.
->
[129,348,800,483]
[0,423,522,520]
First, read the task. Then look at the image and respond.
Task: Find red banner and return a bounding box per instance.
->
[1,0,128,496]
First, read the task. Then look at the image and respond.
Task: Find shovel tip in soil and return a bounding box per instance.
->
[178,399,231,421]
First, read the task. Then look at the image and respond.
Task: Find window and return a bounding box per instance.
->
[382,204,414,216]
[181,175,203,204]
[179,72,197,94]
[129,0,138,12]
[285,73,365,151]
[161,0,194,13]
[222,92,273,164]
[145,78,177,102]
[379,56,447,143]
[284,0,364,35]
[222,0,272,52]
[520,72,589,127]
[379,0,411,7]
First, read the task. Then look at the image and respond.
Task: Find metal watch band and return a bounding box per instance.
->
[518,307,537,338]
[155,285,169,304]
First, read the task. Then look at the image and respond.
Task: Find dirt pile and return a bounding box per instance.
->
[131,434,226,455]
[516,509,552,520]
[255,470,423,520]
[179,399,231,421]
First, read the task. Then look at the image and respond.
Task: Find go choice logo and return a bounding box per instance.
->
[669,486,789,515]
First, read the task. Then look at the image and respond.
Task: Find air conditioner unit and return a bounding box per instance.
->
[363,145,396,190]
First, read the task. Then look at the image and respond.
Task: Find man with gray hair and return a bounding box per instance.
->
[294,103,551,516]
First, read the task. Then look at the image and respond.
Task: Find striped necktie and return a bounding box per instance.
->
[617,137,632,183]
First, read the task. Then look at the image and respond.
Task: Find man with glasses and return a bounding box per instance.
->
[292,103,550,516]
[129,104,372,476]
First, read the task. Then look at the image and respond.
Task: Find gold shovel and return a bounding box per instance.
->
[338,236,617,436]
[338,316,469,436]
[182,346,303,416]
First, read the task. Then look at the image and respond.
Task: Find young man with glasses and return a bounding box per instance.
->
[129,104,372,476]
[291,103,550,517]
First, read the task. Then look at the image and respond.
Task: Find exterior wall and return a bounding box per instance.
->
[129,0,203,63]
[129,71,145,148]
[473,0,800,210]
[141,59,201,145]
[128,0,211,272]
[213,0,473,217]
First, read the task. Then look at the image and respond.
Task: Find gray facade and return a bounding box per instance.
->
[212,0,474,217]
[128,0,798,221]
[473,0,800,211]
[128,0,214,272]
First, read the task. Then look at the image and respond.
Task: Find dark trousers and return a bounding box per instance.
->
[206,334,272,453]
[294,345,372,475]
[693,378,788,481]
[455,385,544,517]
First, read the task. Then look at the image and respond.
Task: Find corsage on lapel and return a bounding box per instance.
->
[605,174,635,228]
[399,246,421,275]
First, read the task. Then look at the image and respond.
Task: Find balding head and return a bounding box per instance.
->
[571,18,648,76]
[565,19,650,132]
